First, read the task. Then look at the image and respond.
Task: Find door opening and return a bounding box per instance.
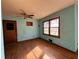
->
[3,20,17,45]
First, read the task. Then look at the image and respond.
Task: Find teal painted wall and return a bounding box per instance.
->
[74,3,78,52]
[17,18,39,41]
[39,5,77,52]
[3,17,39,41]
[1,22,5,59]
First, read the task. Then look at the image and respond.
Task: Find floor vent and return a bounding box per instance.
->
[49,39,52,43]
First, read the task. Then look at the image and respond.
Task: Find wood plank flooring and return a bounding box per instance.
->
[5,39,77,59]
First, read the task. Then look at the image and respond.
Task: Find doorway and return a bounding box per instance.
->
[3,20,17,45]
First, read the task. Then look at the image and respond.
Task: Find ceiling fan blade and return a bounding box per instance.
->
[20,9,27,15]
[28,15,34,16]
[20,9,25,13]
[18,9,34,19]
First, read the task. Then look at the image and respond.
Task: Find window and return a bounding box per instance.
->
[43,17,60,38]
[43,21,49,34]
[6,23,14,30]
[50,18,59,36]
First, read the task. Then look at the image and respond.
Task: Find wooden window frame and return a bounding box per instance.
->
[43,16,60,38]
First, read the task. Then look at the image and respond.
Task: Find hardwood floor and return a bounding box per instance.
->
[5,39,77,59]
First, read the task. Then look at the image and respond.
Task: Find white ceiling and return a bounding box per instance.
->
[2,0,76,19]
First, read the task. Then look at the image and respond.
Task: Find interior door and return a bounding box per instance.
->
[3,20,17,44]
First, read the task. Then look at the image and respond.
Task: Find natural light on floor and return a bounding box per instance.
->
[43,54,50,59]
[26,46,50,59]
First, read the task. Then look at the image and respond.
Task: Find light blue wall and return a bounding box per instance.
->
[1,22,5,59]
[74,2,78,52]
[39,4,77,52]
[17,18,39,41]
[3,17,39,41]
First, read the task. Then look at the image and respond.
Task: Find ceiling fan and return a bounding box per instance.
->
[17,9,34,19]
